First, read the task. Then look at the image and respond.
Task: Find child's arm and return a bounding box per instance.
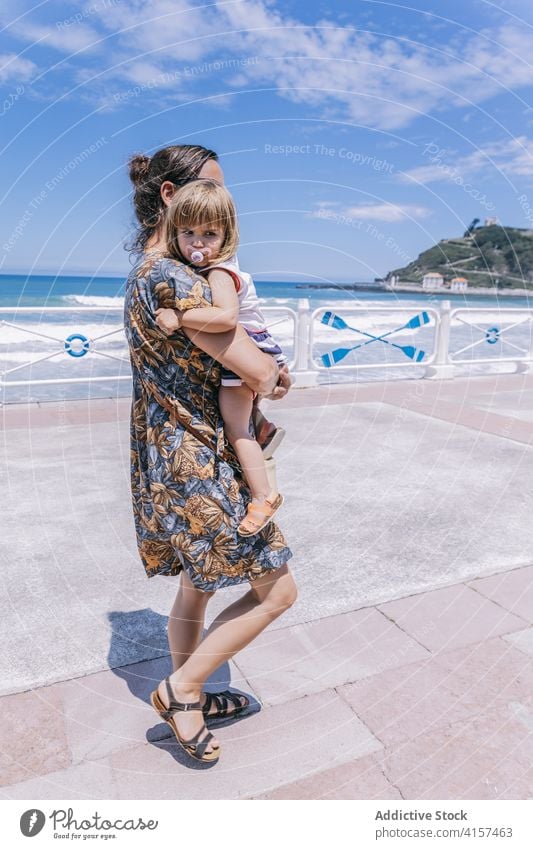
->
[180,269,239,332]
[155,269,239,335]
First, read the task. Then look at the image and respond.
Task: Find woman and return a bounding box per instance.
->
[123,145,297,764]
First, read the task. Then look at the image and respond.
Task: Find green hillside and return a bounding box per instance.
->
[388,225,533,289]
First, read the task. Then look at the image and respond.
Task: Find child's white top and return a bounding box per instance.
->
[206,255,266,333]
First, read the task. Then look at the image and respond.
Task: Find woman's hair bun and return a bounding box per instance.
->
[129,153,151,185]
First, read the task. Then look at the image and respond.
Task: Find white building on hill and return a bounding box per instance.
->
[450,276,468,292]
[422,272,444,289]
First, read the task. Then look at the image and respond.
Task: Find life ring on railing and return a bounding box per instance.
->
[64,332,90,357]
[485,326,500,345]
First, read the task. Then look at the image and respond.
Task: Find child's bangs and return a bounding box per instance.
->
[173,191,230,230]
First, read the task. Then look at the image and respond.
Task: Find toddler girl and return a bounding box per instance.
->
[154,178,287,536]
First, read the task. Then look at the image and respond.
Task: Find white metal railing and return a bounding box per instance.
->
[0,306,129,391]
[424,301,533,379]
[448,307,533,365]
[1,300,532,402]
[0,305,297,399]
[310,305,440,372]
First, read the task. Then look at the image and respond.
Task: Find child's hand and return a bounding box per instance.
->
[155,308,183,335]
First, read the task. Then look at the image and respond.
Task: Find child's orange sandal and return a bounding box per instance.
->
[238,493,284,537]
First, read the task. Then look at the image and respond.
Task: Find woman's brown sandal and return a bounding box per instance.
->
[150,678,220,763]
[202,690,250,722]
[238,492,284,537]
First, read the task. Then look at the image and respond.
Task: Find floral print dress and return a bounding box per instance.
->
[123,254,293,591]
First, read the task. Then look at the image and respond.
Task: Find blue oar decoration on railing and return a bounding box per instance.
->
[320,310,431,367]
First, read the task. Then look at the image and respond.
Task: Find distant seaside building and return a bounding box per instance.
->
[422,272,444,289]
[450,276,468,292]
[484,217,499,226]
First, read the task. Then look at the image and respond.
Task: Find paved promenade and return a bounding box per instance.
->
[2,373,533,799]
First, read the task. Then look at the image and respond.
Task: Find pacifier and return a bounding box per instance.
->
[190,250,205,263]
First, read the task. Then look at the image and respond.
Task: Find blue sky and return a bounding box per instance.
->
[1,0,532,281]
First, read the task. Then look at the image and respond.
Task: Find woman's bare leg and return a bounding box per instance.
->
[219,384,273,502]
[156,564,297,753]
[167,570,213,672]
[165,571,246,745]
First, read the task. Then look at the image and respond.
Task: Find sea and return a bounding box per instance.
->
[1,273,532,404]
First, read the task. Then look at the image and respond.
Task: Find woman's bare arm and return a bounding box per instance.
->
[182,324,280,396]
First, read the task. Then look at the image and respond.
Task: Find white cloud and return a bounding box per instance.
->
[4,1,533,129]
[497,136,533,176]
[465,23,533,91]
[349,203,429,221]
[214,5,533,129]
[401,136,533,184]
[0,53,36,83]
[312,202,429,222]
[21,21,101,52]
[96,0,223,62]
[119,60,173,87]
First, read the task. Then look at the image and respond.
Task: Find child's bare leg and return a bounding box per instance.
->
[252,396,267,433]
[219,385,274,502]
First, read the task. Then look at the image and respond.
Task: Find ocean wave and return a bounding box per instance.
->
[62,294,125,307]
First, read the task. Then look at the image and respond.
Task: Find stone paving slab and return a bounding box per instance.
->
[233,606,429,706]
[4,371,533,428]
[503,626,533,658]
[467,563,533,623]
[338,636,533,748]
[1,689,382,800]
[1,757,119,800]
[263,661,533,800]
[379,697,533,800]
[255,699,533,800]
[469,387,533,424]
[0,649,256,786]
[56,657,178,768]
[110,688,381,800]
[1,397,131,429]
[265,372,533,444]
[276,400,533,623]
[0,687,70,788]
[385,395,533,444]
[56,655,251,766]
[376,582,529,654]
[252,751,402,799]
[431,636,533,708]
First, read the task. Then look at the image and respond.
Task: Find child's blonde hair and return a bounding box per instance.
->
[165,178,239,264]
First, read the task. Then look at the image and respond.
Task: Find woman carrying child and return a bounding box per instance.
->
[123,144,297,767]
